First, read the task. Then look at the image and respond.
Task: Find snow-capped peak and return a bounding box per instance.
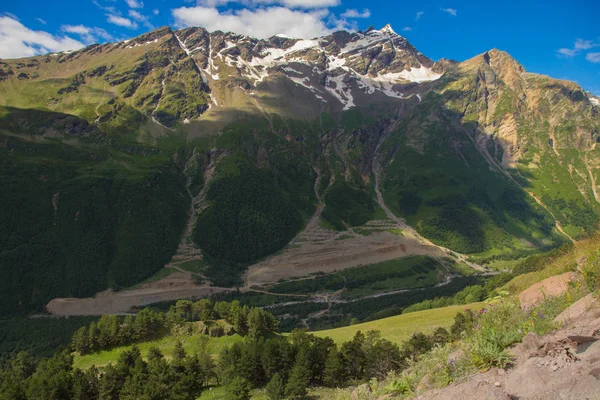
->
[380,24,397,36]
[167,25,442,111]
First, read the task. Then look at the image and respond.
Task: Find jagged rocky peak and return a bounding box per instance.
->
[380,23,397,35]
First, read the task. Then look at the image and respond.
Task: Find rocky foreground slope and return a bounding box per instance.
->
[415,293,600,400]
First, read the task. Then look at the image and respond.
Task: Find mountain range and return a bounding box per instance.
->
[1,24,599,316]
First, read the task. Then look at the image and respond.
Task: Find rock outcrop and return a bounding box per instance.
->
[518,272,579,309]
[415,294,600,400]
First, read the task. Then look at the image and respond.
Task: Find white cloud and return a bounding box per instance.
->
[36,18,47,25]
[0,16,84,59]
[586,52,600,63]
[153,9,160,15]
[61,24,113,44]
[341,9,370,19]
[125,0,144,8]
[557,48,578,57]
[557,38,599,59]
[172,6,334,38]
[276,0,339,7]
[575,38,595,50]
[415,11,424,20]
[402,26,412,31]
[106,14,138,29]
[441,8,457,16]
[128,10,154,29]
[196,0,340,8]
[128,10,147,21]
[92,0,117,14]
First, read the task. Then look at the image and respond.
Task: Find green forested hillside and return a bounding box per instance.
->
[380,94,564,256]
[1,28,600,320]
[0,109,189,315]
[194,168,303,263]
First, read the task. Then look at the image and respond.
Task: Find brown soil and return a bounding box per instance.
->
[46,272,231,316]
[245,228,448,287]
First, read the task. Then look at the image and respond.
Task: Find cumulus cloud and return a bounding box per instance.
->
[586,52,600,63]
[128,10,154,28]
[557,38,599,59]
[341,9,370,18]
[61,24,113,44]
[575,38,596,50]
[196,0,340,8]
[275,0,340,7]
[106,14,138,29]
[557,48,578,57]
[0,16,84,59]
[153,9,160,15]
[93,0,117,14]
[125,0,144,8]
[172,6,336,38]
[415,11,424,20]
[441,8,457,16]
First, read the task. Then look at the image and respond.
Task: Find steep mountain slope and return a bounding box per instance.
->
[0,24,599,316]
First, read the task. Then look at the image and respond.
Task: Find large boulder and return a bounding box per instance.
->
[519,272,578,309]
[554,293,599,324]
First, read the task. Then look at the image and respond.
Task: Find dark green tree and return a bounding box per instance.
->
[225,377,251,400]
[265,373,285,400]
[286,348,311,399]
[72,326,90,355]
[323,347,346,387]
[340,331,366,380]
[72,366,100,400]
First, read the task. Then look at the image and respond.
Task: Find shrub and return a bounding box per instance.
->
[581,251,600,296]
[468,326,520,369]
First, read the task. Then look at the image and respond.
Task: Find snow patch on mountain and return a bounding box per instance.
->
[374,65,442,83]
[325,75,355,110]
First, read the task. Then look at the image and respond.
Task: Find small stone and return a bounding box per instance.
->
[552,366,558,371]
[498,369,506,376]
[494,382,501,387]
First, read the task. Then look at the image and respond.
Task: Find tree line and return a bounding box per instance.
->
[0,307,478,400]
[71,300,278,355]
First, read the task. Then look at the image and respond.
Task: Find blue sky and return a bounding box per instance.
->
[1,0,599,94]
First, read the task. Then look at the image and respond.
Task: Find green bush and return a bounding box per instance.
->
[581,251,600,295]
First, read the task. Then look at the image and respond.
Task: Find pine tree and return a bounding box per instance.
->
[247,308,279,339]
[97,364,121,400]
[72,366,99,400]
[285,348,311,399]
[72,326,90,355]
[88,321,99,353]
[225,377,251,400]
[171,341,187,378]
[340,331,366,380]
[265,373,285,400]
[118,315,135,344]
[323,347,346,387]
